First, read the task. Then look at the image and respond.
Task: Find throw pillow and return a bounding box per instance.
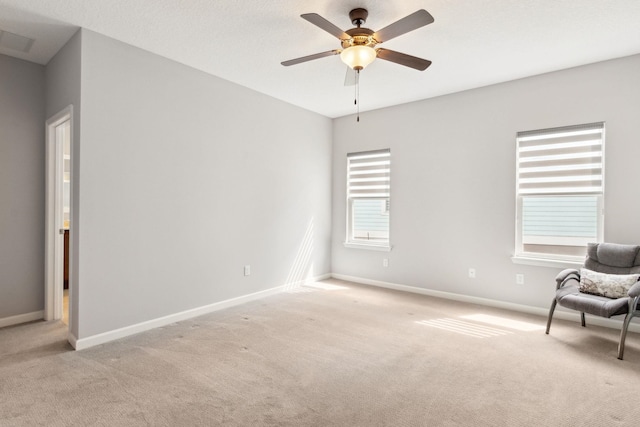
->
[579,268,640,299]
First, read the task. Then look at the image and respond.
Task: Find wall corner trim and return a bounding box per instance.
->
[330,273,640,333]
[0,311,44,328]
[67,331,78,349]
[73,274,331,351]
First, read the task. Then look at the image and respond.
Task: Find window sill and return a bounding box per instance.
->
[344,242,392,252]
[511,255,583,269]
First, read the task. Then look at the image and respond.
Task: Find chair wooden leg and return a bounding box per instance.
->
[581,312,586,327]
[618,309,635,360]
[546,299,557,334]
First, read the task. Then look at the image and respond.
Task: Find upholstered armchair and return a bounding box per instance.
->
[546,242,640,360]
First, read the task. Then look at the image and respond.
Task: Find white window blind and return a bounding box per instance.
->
[347,149,391,199]
[517,123,604,196]
[516,122,604,255]
[346,149,390,247]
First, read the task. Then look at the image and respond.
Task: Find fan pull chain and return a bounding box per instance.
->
[353,70,357,106]
[355,69,360,122]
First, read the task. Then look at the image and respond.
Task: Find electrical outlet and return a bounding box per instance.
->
[244,265,251,276]
[468,268,476,279]
[516,274,525,285]
[383,258,389,267]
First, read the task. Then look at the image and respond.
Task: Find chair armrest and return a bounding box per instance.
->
[555,268,580,290]
[628,281,640,298]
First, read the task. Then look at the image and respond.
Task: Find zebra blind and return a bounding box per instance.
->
[516,123,604,248]
[347,149,390,199]
[517,122,604,196]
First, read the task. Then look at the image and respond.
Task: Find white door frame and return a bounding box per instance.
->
[45,105,73,321]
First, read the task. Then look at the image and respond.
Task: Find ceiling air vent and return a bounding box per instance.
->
[0,29,35,53]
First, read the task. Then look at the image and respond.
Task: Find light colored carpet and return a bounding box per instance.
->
[1,279,640,426]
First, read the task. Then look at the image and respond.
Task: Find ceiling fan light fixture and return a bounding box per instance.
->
[340,45,376,70]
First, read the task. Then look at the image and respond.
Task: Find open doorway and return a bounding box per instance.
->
[45,106,73,329]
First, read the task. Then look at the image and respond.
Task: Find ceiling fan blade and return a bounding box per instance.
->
[344,67,356,86]
[373,9,434,43]
[281,50,340,66]
[376,48,432,71]
[301,13,350,40]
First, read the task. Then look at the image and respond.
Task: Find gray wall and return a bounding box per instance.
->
[75,30,332,338]
[0,54,45,319]
[332,54,640,310]
[45,30,82,338]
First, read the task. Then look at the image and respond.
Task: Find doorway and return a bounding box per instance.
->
[45,106,73,328]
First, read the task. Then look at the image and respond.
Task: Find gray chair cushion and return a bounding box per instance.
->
[584,258,640,275]
[556,281,630,318]
[587,242,640,269]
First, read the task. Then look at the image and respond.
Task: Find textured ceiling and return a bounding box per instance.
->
[1,0,640,118]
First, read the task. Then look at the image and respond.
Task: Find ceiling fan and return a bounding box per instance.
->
[281,8,434,73]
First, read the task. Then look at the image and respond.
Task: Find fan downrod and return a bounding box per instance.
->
[349,8,368,27]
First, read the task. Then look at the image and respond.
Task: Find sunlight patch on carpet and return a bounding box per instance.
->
[284,281,350,294]
[460,314,545,331]
[416,318,513,338]
[304,282,349,291]
[283,287,317,294]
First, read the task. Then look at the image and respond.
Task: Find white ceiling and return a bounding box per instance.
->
[1,0,639,118]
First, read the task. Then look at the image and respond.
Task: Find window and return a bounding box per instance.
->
[515,122,604,262]
[345,149,391,250]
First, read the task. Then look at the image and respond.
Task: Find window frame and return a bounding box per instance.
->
[513,123,605,264]
[344,149,392,251]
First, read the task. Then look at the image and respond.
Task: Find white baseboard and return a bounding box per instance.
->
[331,273,640,334]
[74,274,331,351]
[0,310,43,328]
